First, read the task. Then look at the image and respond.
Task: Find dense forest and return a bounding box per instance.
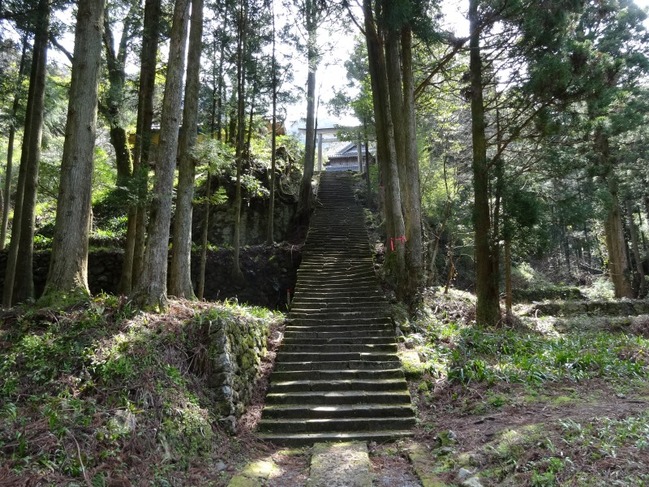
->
[2,0,649,485]
[0,0,647,315]
[0,0,648,322]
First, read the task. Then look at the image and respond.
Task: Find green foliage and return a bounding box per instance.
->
[0,298,279,482]
[413,311,649,387]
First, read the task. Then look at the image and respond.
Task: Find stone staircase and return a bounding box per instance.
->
[258,172,415,445]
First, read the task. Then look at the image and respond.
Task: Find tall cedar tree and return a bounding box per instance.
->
[120,0,161,294]
[132,0,190,308]
[169,0,204,298]
[3,0,49,307]
[43,0,105,299]
[231,0,247,283]
[363,0,427,299]
[0,34,29,250]
[363,0,406,285]
[101,0,139,189]
[469,0,501,325]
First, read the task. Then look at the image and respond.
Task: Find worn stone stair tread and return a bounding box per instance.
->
[258,417,416,433]
[257,430,414,446]
[271,368,404,380]
[277,352,398,363]
[282,336,395,344]
[274,360,402,371]
[265,390,411,404]
[283,325,394,334]
[279,343,397,354]
[270,378,406,391]
[261,403,414,418]
[282,333,395,341]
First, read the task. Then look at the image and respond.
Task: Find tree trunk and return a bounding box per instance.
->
[363,0,405,283]
[384,28,406,197]
[232,0,247,283]
[43,0,105,299]
[363,125,372,207]
[604,195,634,298]
[4,0,49,306]
[120,0,161,294]
[400,26,424,296]
[198,174,212,300]
[296,0,317,225]
[267,3,277,245]
[101,1,137,187]
[625,200,645,297]
[0,35,29,251]
[504,236,513,322]
[470,0,501,326]
[132,0,190,308]
[595,127,633,299]
[169,0,203,299]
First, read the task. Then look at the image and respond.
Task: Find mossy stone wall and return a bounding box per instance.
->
[202,315,269,430]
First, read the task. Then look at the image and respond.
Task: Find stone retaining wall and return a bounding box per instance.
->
[195,312,270,432]
[0,244,300,309]
[527,299,649,317]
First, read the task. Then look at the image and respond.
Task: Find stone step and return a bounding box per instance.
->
[288,312,389,322]
[264,390,411,405]
[270,378,406,393]
[283,329,395,339]
[284,323,394,334]
[261,403,412,420]
[282,336,395,345]
[286,317,393,327]
[270,368,404,382]
[279,343,398,354]
[258,416,416,434]
[274,359,402,371]
[256,430,413,447]
[291,291,384,301]
[295,278,378,288]
[277,351,398,362]
[297,270,376,280]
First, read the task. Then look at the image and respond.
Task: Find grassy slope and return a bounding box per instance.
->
[403,288,649,486]
[0,296,281,486]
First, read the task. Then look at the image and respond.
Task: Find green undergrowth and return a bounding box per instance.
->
[0,296,281,485]
[409,288,649,390]
[404,287,649,486]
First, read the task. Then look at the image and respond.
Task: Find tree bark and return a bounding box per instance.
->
[595,127,633,299]
[198,174,212,300]
[296,0,317,225]
[132,0,190,308]
[625,200,646,297]
[470,0,501,326]
[43,0,105,299]
[363,0,406,282]
[267,3,278,245]
[169,0,203,299]
[604,194,634,298]
[101,1,137,188]
[231,0,247,283]
[120,0,161,294]
[504,236,513,321]
[0,34,29,251]
[400,26,424,295]
[3,0,49,306]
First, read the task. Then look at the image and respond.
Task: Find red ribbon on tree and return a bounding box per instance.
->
[389,235,407,251]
